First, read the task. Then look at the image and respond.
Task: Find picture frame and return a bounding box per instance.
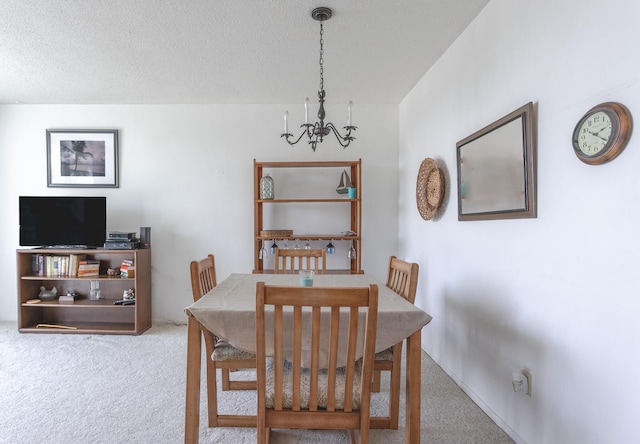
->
[46,129,119,188]
[456,102,536,221]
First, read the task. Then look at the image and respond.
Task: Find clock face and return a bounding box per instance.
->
[575,111,613,156]
[572,102,632,165]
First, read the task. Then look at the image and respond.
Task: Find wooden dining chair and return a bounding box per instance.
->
[255,283,379,444]
[190,254,257,427]
[371,255,419,430]
[274,247,327,274]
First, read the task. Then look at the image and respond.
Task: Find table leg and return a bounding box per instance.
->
[185,315,202,444]
[405,330,421,444]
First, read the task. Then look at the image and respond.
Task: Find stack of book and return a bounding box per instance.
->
[120,259,135,278]
[31,253,87,277]
[78,259,101,277]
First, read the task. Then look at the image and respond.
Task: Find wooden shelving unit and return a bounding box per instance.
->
[16,248,151,335]
[253,159,362,274]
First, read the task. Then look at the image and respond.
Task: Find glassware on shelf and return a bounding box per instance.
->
[348,240,357,260]
[270,239,279,255]
[258,240,268,260]
[326,240,335,254]
[89,280,101,301]
[294,239,301,249]
[304,239,311,250]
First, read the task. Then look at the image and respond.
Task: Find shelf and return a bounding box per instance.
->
[19,322,137,334]
[22,299,136,308]
[257,234,358,241]
[21,275,135,281]
[257,198,357,203]
[255,160,358,168]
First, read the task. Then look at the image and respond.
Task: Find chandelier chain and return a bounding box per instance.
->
[319,23,324,91]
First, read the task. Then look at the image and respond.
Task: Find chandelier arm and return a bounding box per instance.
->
[325,122,356,148]
[281,126,312,146]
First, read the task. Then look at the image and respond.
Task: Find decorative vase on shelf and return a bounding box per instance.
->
[260,174,274,200]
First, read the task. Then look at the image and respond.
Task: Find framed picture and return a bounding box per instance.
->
[456,102,536,221]
[46,129,119,188]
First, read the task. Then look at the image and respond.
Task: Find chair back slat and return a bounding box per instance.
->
[308,306,321,412]
[386,255,419,303]
[273,305,284,411]
[292,306,303,411]
[343,307,359,412]
[274,248,327,274]
[326,306,341,412]
[190,254,217,302]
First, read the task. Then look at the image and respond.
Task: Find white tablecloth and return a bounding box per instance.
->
[185,273,432,367]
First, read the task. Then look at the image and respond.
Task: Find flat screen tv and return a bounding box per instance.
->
[19,196,107,248]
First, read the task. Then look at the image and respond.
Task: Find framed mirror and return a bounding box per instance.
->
[456,102,536,221]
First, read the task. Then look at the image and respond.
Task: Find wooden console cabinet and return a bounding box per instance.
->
[16,248,151,335]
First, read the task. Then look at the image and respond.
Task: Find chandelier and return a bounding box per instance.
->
[281,7,356,151]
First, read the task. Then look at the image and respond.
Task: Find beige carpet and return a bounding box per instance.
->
[0,322,513,443]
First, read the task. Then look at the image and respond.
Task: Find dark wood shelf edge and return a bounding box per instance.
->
[21,301,137,308]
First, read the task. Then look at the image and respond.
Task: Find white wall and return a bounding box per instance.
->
[399,0,640,442]
[0,104,398,322]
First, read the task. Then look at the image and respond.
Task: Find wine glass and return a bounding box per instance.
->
[270,239,278,255]
[348,240,357,260]
[259,240,267,260]
[294,239,301,249]
[326,240,335,255]
[305,239,311,250]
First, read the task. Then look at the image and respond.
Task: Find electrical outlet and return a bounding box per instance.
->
[522,368,532,397]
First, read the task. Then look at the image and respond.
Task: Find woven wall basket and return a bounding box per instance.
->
[416,158,444,221]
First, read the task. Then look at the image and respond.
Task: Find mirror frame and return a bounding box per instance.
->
[456,102,536,221]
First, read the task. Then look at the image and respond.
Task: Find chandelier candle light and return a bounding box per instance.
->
[281,7,357,151]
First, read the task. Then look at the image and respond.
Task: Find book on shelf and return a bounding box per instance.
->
[44,255,69,277]
[77,259,101,277]
[119,258,135,278]
[68,254,87,277]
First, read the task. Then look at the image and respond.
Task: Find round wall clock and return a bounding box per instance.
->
[416,158,444,220]
[572,102,632,165]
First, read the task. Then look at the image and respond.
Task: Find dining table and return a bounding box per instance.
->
[184,273,432,444]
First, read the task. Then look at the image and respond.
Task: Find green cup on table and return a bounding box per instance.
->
[299,270,314,287]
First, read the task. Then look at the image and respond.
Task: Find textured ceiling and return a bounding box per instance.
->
[0,0,489,105]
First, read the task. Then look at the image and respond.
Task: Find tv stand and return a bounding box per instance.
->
[16,248,151,335]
